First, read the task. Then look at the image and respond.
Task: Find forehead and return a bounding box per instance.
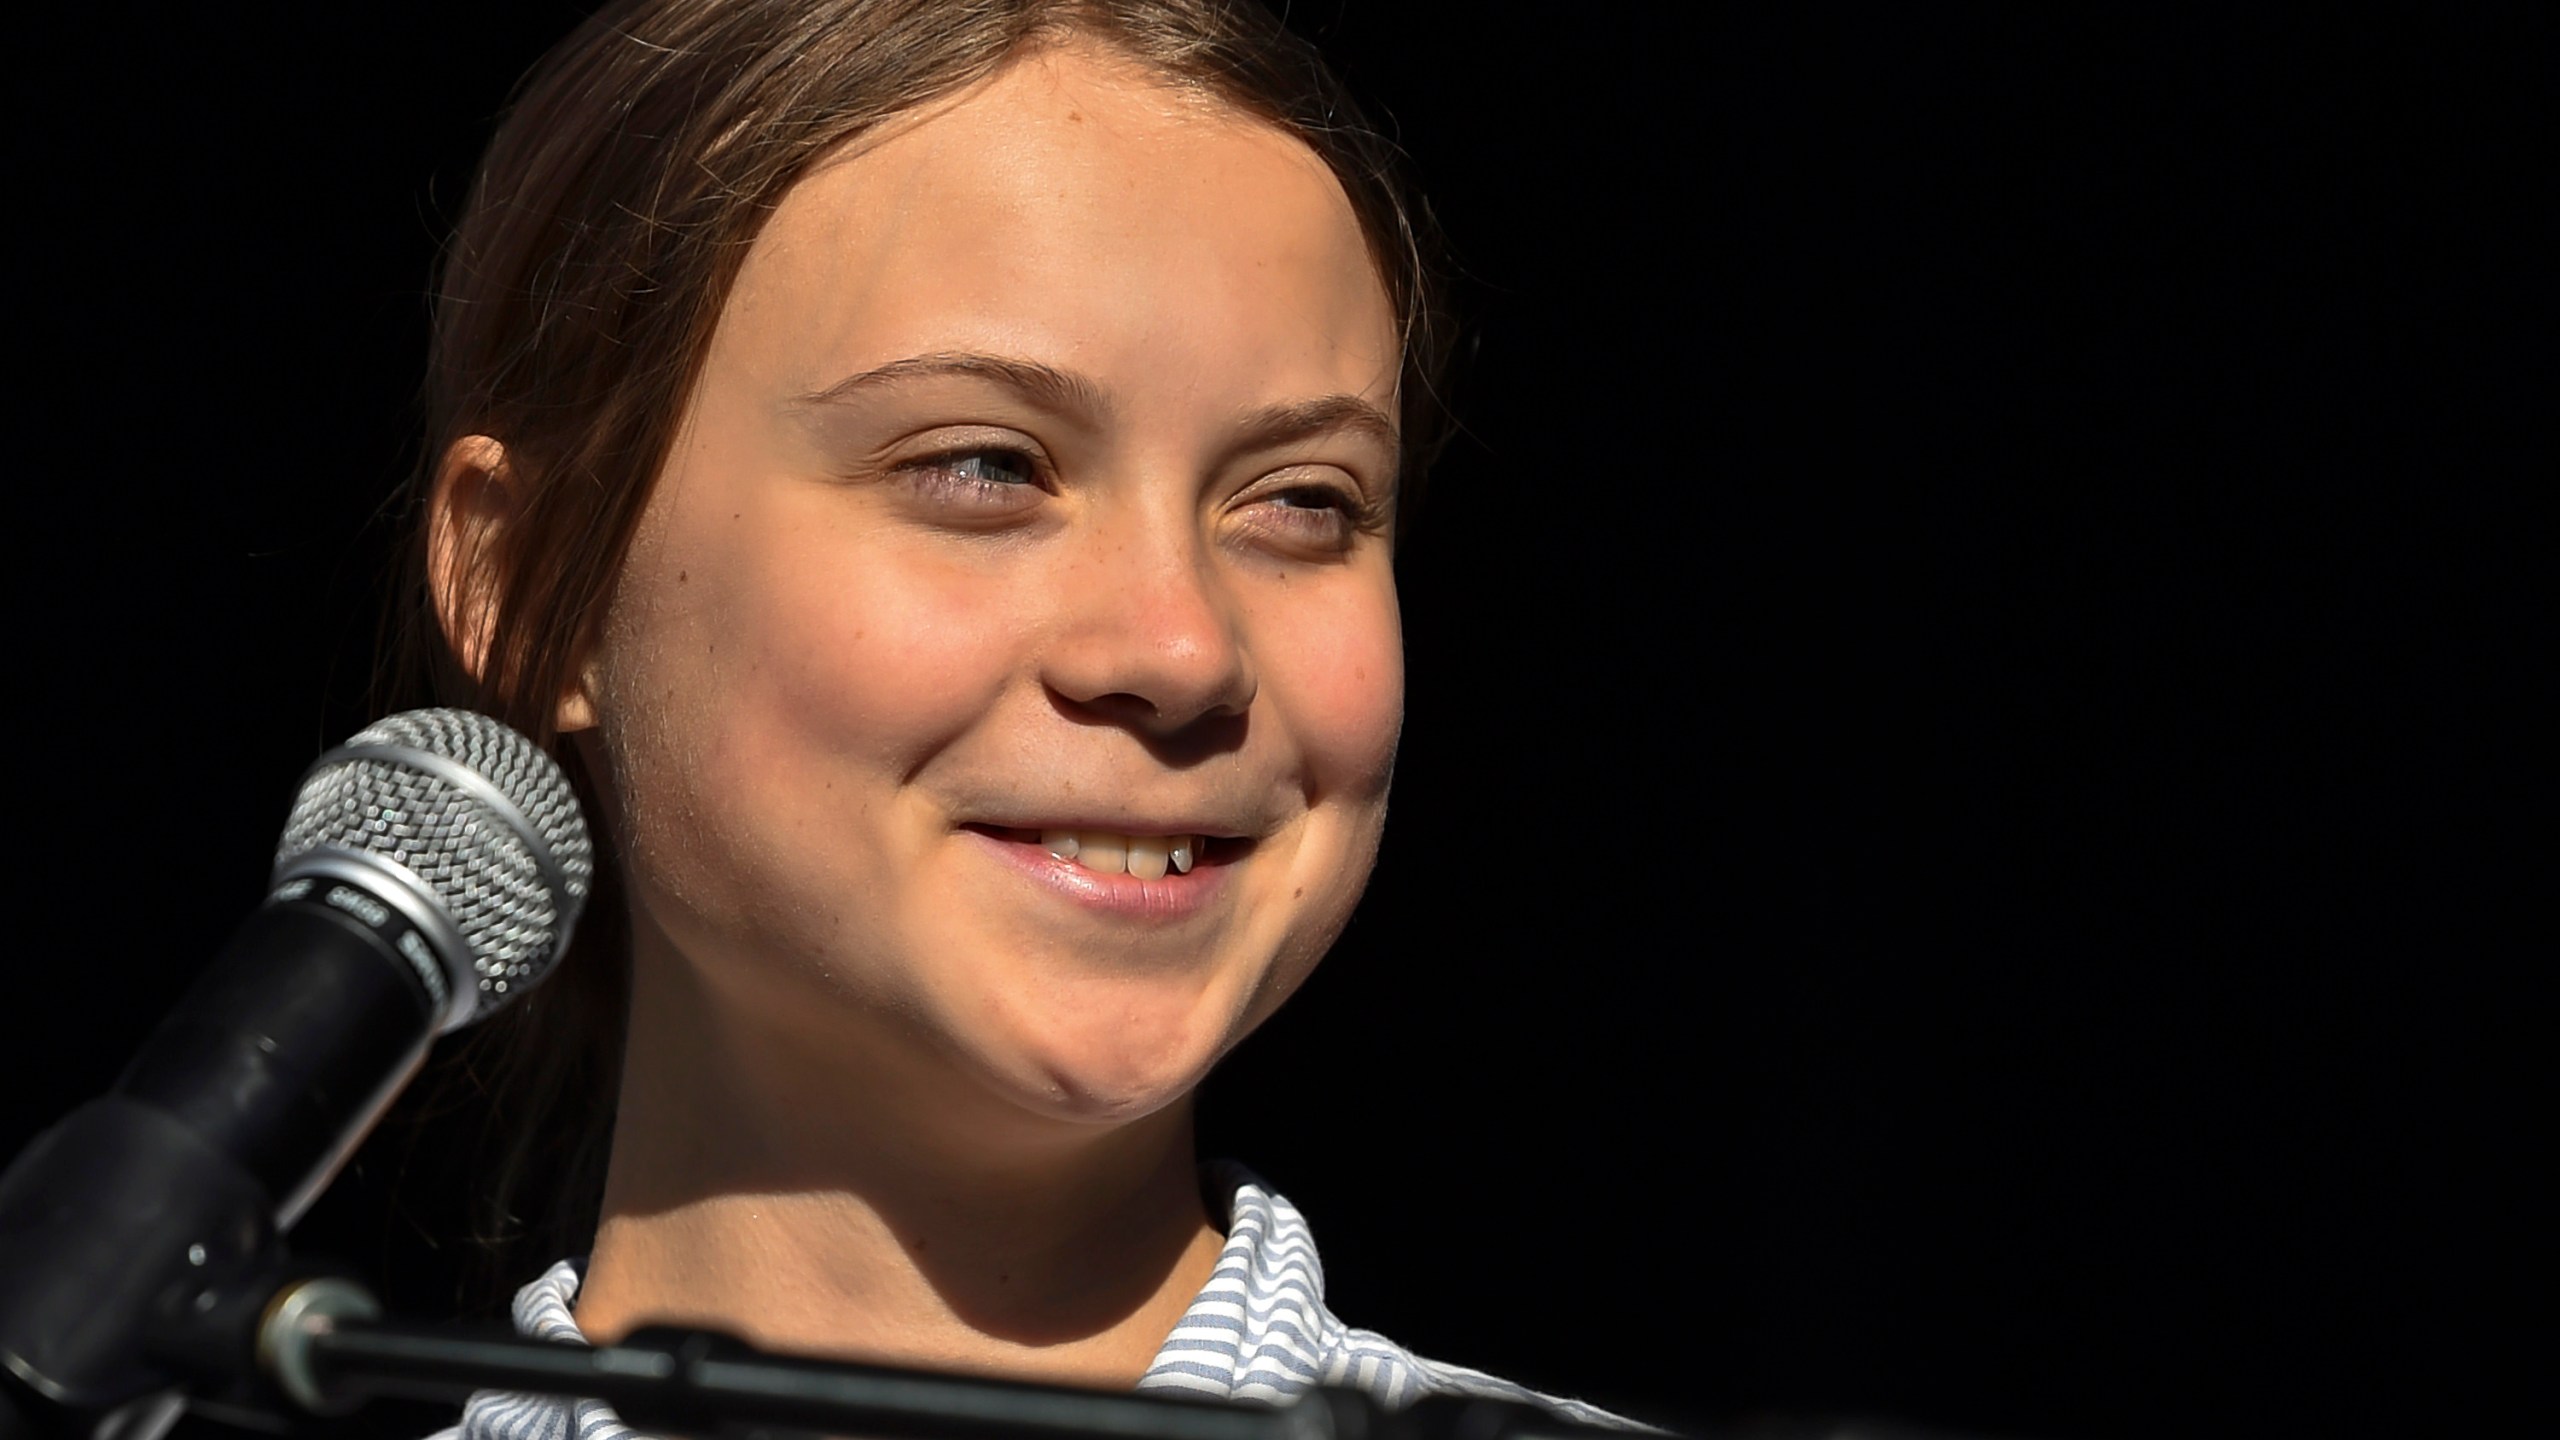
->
[709,40,1400,414]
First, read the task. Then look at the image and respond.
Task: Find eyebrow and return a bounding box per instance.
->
[793,352,1111,417]
[792,350,1399,459]
[1229,393,1401,461]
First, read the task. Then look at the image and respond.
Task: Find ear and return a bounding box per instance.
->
[428,437,600,734]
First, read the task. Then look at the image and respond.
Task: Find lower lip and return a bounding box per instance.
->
[962,829,1235,921]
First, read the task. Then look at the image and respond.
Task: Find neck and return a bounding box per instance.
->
[572,925,1224,1387]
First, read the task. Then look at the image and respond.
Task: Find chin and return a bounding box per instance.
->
[958,1048,1207,1131]
[964,990,1234,1129]
[1020,1069,1200,1128]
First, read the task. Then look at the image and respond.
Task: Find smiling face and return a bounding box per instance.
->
[575,40,1404,1131]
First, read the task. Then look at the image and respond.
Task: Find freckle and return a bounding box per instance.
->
[1293,887,1304,898]
[678,570,687,583]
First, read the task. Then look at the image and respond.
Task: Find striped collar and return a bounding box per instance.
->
[442,1162,1629,1440]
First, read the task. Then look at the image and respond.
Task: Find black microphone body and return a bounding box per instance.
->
[116,889,445,1219]
[0,885,440,1431]
[0,711,591,1440]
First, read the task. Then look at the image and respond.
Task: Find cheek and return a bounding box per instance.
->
[593,503,1025,916]
[743,536,1018,774]
[1257,573,1405,799]
[1218,575,1401,1038]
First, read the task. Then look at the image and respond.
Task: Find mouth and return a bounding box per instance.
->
[961,824,1252,881]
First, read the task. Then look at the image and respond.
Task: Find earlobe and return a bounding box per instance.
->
[556,666,600,735]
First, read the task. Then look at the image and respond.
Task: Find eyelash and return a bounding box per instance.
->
[894,446,1381,550]
[1246,482,1376,545]
[901,446,1044,503]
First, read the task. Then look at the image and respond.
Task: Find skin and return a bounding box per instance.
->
[435,41,1403,1386]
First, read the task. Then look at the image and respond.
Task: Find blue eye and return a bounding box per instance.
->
[938,450,1037,487]
[897,447,1045,515]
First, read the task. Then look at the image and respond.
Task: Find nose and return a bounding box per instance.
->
[1041,510,1257,736]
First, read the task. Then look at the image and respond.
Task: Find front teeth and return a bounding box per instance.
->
[1075,832,1126,874]
[1041,829,1201,878]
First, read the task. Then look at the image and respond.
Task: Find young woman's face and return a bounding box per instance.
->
[581,42,1404,1127]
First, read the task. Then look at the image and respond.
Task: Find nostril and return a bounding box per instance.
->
[1041,688,1252,765]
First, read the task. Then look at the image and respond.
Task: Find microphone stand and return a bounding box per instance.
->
[0,1004,1642,1440]
[5,1258,1634,1440]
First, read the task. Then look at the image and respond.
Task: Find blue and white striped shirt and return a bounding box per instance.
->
[432,1162,1635,1440]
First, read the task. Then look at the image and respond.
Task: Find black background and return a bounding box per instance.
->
[4,5,2541,1439]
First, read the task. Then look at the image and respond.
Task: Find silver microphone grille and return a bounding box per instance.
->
[273,709,594,1030]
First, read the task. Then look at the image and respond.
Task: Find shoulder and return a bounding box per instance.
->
[442,1261,648,1440]
[1137,1163,1646,1429]
[441,1175,1648,1440]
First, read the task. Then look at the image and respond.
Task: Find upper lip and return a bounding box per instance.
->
[964,812,1259,840]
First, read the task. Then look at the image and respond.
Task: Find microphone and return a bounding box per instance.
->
[0,709,592,1433]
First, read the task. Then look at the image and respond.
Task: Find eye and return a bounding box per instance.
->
[918,448,1038,489]
[895,445,1047,514]
[1268,485,1343,511]
[1263,486,1353,529]
[1235,474,1379,557]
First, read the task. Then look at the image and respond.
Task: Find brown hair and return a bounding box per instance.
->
[379,0,1454,1302]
